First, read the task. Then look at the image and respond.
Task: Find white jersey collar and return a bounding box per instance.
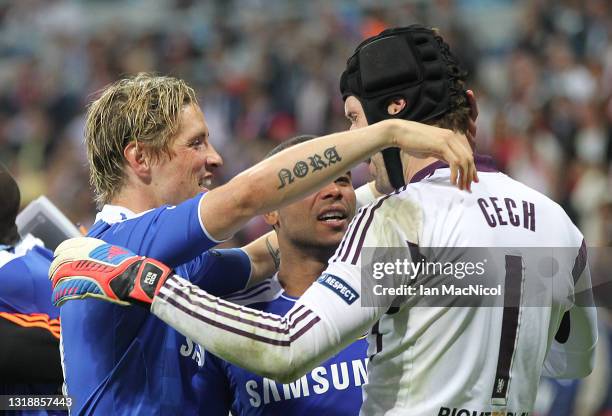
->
[409,154,498,184]
[95,204,152,224]
[0,234,45,268]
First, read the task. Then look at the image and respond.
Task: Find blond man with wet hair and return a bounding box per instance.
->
[85,74,203,207]
[57,71,475,415]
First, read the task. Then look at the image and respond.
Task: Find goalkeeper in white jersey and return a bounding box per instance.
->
[50,25,597,416]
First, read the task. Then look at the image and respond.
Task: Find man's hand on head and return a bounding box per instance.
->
[388,119,478,191]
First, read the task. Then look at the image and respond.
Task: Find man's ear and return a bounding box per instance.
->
[263,211,280,229]
[124,141,150,179]
[387,97,407,116]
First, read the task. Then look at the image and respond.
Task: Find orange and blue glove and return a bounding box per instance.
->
[49,237,172,307]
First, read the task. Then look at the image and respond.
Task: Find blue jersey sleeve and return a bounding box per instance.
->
[195,352,233,416]
[0,247,57,317]
[99,193,219,268]
[185,248,252,296]
[91,194,252,294]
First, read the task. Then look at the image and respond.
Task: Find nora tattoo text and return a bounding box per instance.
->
[276,147,343,189]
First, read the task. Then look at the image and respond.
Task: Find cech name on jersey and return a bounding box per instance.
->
[477,197,535,231]
[244,357,368,407]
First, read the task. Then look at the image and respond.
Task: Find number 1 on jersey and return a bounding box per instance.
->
[491,255,524,406]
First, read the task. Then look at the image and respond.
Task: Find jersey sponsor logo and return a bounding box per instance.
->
[244,358,368,407]
[317,273,359,305]
[438,407,529,416]
[180,337,204,367]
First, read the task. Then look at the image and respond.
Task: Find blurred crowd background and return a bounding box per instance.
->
[0,0,611,414]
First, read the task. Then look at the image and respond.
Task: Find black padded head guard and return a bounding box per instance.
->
[340,25,466,189]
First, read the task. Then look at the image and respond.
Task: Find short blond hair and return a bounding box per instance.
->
[85,73,197,206]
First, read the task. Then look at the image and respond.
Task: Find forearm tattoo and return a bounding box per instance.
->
[265,236,281,270]
[276,146,342,189]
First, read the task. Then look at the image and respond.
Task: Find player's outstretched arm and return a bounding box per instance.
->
[50,237,379,383]
[201,119,476,241]
[151,273,374,383]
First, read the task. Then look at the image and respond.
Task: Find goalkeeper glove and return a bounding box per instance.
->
[49,237,172,307]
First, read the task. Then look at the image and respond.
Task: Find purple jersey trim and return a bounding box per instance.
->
[410,154,498,184]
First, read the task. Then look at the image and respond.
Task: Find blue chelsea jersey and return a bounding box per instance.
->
[60,193,252,415]
[196,275,368,416]
[0,235,65,416]
[0,235,57,317]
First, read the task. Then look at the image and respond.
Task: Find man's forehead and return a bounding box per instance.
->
[179,103,209,133]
